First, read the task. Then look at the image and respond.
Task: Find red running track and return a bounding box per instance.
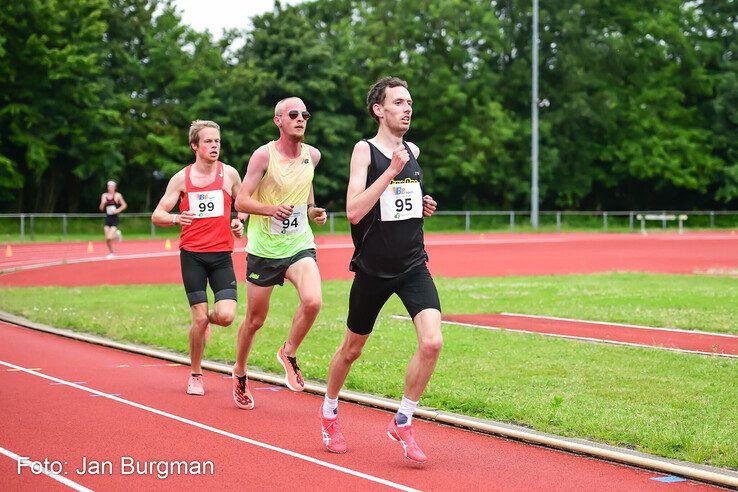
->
[1,232,737,286]
[0,321,720,491]
[442,314,738,357]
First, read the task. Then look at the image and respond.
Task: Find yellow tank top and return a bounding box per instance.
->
[246,141,316,258]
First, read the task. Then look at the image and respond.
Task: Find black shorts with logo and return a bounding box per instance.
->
[347,263,441,335]
[246,248,317,287]
[180,249,237,306]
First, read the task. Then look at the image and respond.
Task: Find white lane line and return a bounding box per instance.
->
[500,313,738,339]
[391,316,737,359]
[0,445,93,492]
[0,359,420,492]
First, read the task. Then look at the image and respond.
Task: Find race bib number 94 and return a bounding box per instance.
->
[380,180,422,221]
[188,191,224,218]
[270,204,308,235]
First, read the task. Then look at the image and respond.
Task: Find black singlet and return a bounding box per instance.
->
[349,140,428,278]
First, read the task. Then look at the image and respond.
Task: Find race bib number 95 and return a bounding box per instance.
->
[188,191,224,218]
[380,180,422,222]
[270,204,308,235]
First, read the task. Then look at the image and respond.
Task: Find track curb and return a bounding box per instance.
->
[1,310,736,489]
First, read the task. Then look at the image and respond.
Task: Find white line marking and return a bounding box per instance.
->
[500,313,738,339]
[0,445,93,492]
[391,316,737,359]
[0,359,420,492]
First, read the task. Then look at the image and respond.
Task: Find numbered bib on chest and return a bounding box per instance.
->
[270,204,308,235]
[188,191,224,218]
[379,181,423,222]
[105,205,117,215]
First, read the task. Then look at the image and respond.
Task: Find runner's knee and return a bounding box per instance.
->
[301,294,322,316]
[339,343,363,364]
[191,312,209,330]
[212,304,236,326]
[418,333,443,357]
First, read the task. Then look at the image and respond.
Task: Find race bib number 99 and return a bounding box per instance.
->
[380,180,422,221]
[188,191,224,218]
[270,204,308,235]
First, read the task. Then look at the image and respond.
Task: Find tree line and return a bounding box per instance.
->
[1,0,736,213]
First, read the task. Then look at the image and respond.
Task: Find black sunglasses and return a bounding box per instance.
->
[283,110,311,120]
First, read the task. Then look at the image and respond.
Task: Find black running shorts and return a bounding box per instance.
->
[347,264,441,335]
[104,215,119,227]
[246,248,317,287]
[180,249,237,306]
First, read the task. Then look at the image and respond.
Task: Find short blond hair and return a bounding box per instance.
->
[189,120,220,145]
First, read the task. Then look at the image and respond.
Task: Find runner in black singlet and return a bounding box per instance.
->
[319,77,441,463]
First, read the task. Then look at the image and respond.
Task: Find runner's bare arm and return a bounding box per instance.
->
[115,193,128,214]
[226,165,248,222]
[235,145,293,220]
[307,146,327,225]
[346,141,408,224]
[151,171,192,227]
[225,165,245,237]
[98,194,106,212]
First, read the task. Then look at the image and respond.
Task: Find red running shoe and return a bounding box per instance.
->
[319,407,347,453]
[277,344,305,391]
[232,371,254,410]
[387,417,427,463]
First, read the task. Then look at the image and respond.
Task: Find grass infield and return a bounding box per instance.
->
[1,272,736,468]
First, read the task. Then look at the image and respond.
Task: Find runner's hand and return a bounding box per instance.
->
[309,206,327,226]
[230,218,244,238]
[388,146,410,177]
[272,204,294,221]
[423,195,437,217]
[178,211,195,226]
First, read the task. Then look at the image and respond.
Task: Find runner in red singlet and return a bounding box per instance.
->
[152,120,246,396]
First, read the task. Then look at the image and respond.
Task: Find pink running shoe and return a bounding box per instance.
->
[387,417,427,463]
[319,407,347,453]
[276,344,305,391]
[232,372,254,410]
[186,374,204,395]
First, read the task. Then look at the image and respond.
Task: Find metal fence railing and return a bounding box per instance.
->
[1,210,736,241]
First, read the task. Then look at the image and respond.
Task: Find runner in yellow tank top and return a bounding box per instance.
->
[246,140,316,258]
[232,97,328,410]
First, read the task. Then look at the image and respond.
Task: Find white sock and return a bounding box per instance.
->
[323,395,338,419]
[395,395,418,427]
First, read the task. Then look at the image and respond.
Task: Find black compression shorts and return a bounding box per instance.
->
[180,249,237,306]
[104,215,119,227]
[347,263,441,335]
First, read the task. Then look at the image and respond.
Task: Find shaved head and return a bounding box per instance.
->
[275,97,304,116]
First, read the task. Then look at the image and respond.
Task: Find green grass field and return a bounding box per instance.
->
[1,272,736,468]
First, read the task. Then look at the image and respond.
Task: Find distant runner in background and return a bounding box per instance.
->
[151,120,246,397]
[99,180,127,259]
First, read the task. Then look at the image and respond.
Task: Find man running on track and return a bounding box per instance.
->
[152,120,246,396]
[319,77,441,463]
[99,180,127,258]
[232,97,327,410]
